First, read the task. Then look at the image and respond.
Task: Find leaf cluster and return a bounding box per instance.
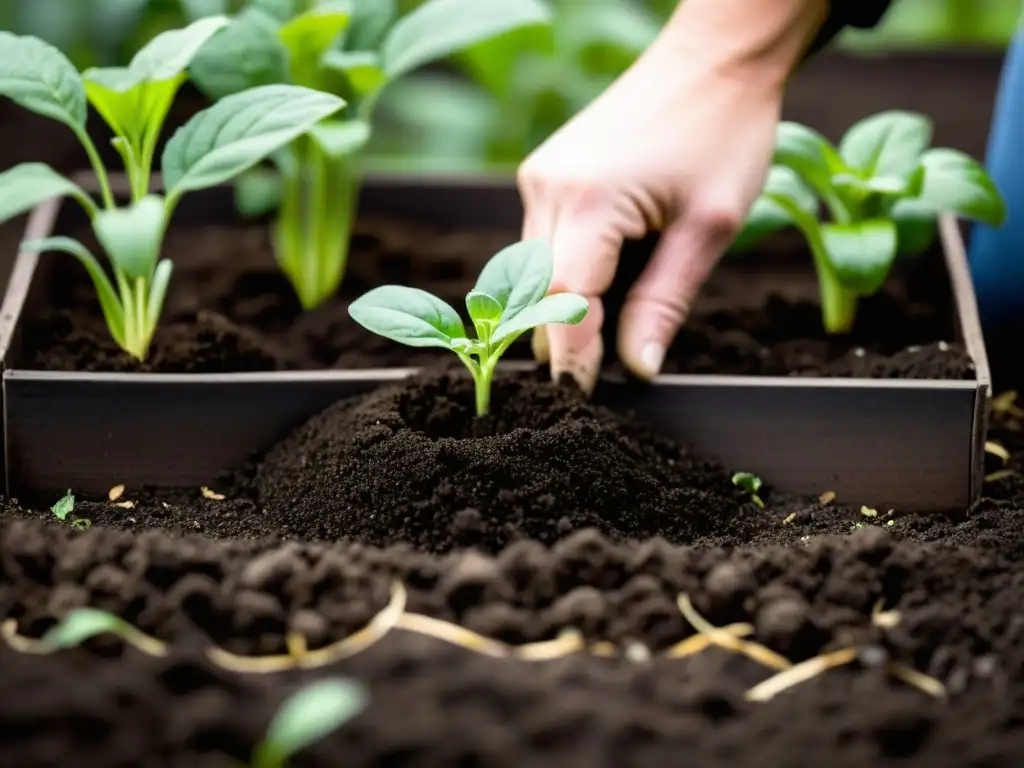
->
[733,111,1005,332]
[0,23,344,358]
[349,238,587,415]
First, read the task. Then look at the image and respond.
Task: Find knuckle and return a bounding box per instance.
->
[689,199,745,240]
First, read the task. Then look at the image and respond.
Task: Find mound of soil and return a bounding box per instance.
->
[253,368,758,553]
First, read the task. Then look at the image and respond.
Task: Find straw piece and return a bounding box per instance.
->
[746,647,858,702]
[677,594,791,671]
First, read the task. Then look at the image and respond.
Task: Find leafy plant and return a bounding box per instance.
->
[348,238,588,415]
[246,678,367,768]
[731,471,764,508]
[184,0,552,311]
[49,489,92,529]
[371,0,660,171]
[733,110,1006,333]
[0,24,345,359]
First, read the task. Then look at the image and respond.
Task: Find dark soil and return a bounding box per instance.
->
[21,218,974,381]
[2,398,1023,766]
[0,52,1017,768]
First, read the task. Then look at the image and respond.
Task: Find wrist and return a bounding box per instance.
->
[653,0,829,89]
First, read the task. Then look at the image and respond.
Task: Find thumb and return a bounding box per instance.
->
[543,216,623,393]
[617,214,730,379]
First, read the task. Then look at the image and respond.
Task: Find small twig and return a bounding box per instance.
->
[871,599,901,629]
[887,662,946,699]
[395,613,509,658]
[985,441,1011,463]
[663,622,755,659]
[515,629,585,661]
[746,647,858,702]
[207,580,407,673]
[677,594,791,671]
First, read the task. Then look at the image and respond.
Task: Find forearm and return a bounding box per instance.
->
[652,0,830,87]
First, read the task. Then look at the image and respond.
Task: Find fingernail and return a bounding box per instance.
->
[640,342,665,377]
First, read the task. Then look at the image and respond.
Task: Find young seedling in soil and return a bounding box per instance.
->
[348,238,588,415]
[731,471,765,507]
[733,110,1005,333]
[246,678,366,768]
[1,607,168,657]
[185,0,551,310]
[49,490,91,531]
[0,24,344,359]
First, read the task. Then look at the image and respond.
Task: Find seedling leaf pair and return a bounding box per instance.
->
[735,110,1005,333]
[250,678,367,768]
[349,239,588,415]
[0,26,344,360]
[187,0,551,310]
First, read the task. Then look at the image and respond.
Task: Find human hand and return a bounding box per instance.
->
[519,0,826,392]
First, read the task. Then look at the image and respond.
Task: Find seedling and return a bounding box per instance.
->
[731,471,764,508]
[0,25,345,359]
[49,489,91,530]
[348,238,588,415]
[41,607,168,656]
[734,110,1005,333]
[184,0,551,310]
[247,678,366,768]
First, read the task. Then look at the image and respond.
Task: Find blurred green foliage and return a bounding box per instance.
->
[1,0,1018,171]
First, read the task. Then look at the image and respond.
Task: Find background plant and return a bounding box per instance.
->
[246,678,366,768]
[0,23,345,359]
[370,0,660,172]
[732,110,1005,333]
[182,0,551,311]
[349,238,588,415]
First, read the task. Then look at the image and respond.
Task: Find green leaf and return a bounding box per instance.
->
[83,17,230,163]
[732,167,817,252]
[234,167,283,218]
[731,472,762,494]
[492,293,588,344]
[773,121,845,191]
[345,0,397,52]
[309,119,372,158]
[820,220,898,296]
[255,679,366,766]
[251,0,295,24]
[891,198,937,257]
[838,110,932,177]
[348,286,466,348]
[381,0,551,80]
[147,260,174,332]
[0,163,95,224]
[473,238,553,325]
[322,50,388,97]
[279,5,351,61]
[0,32,87,130]
[465,291,502,323]
[161,84,345,197]
[43,608,133,649]
[124,15,231,83]
[50,489,74,521]
[94,196,167,280]
[22,236,125,347]
[179,0,228,21]
[189,8,289,101]
[911,148,1006,226]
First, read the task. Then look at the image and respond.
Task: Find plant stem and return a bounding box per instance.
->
[815,262,859,333]
[273,135,358,310]
[75,128,116,210]
[475,362,494,416]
